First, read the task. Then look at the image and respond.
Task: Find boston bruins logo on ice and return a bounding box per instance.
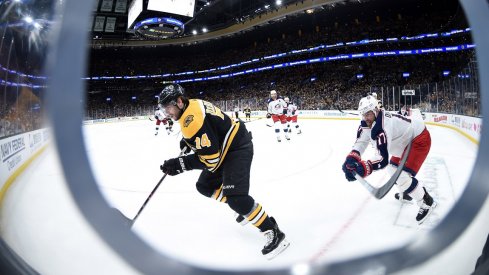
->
[183,115,194,127]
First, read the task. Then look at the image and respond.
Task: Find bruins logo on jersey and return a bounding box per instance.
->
[183,115,194,127]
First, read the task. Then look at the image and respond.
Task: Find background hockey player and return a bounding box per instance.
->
[370,92,383,109]
[154,106,173,135]
[267,90,289,142]
[158,84,290,259]
[341,95,436,224]
[399,104,411,116]
[284,97,301,134]
[233,106,240,121]
[244,106,251,122]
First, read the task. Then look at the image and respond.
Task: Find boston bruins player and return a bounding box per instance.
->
[244,106,251,122]
[158,84,289,259]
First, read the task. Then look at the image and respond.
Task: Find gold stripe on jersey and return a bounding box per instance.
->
[208,121,240,172]
[179,99,206,139]
[199,152,221,165]
[198,152,220,168]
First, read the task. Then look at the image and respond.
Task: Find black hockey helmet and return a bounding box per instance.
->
[158,83,185,107]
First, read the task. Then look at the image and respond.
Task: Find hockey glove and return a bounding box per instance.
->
[342,151,358,181]
[160,157,191,176]
[266,113,272,119]
[179,139,192,154]
[342,167,356,181]
[342,150,372,181]
[351,160,373,178]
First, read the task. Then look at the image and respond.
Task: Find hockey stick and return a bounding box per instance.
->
[354,132,415,199]
[336,104,359,116]
[244,117,264,123]
[129,148,186,227]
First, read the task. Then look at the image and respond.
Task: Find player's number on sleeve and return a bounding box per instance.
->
[195,133,211,149]
[377,132,387,146]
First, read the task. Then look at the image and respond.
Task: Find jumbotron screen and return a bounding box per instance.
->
[147,0,195,18]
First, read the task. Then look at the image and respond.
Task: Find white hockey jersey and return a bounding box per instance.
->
[267,97,287,115]
[286,103,298,117]
[155,109,166,121]
[352,110,426,171]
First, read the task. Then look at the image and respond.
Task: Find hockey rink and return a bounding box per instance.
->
[78,117,477,271]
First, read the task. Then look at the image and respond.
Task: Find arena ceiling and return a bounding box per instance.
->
[90,0,351,47]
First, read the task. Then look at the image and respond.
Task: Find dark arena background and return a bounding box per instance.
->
[1,0,489,274]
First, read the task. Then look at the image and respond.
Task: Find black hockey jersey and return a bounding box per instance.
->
[179,99,252,172]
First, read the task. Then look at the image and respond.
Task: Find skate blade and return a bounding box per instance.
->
[265,238,290,260]
[418,201,437,225]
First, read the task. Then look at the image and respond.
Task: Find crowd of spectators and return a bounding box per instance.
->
[0,88,44,138]
[0,107,43,138]
[86,48,477,119]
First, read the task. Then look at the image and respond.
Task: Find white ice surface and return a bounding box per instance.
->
[81,118,478,271]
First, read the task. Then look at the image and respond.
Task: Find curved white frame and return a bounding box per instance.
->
[44,0,489,274]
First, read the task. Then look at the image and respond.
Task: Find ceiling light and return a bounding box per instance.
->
[24,16,33,24]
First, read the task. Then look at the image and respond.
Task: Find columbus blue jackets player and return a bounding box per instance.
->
[342,95,436,224]
[267,90,289,142]
[158,84,289,259]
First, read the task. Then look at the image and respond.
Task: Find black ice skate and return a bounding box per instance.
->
[395,192,413,204]
[416,188,437,224]
[262,217,290,260]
